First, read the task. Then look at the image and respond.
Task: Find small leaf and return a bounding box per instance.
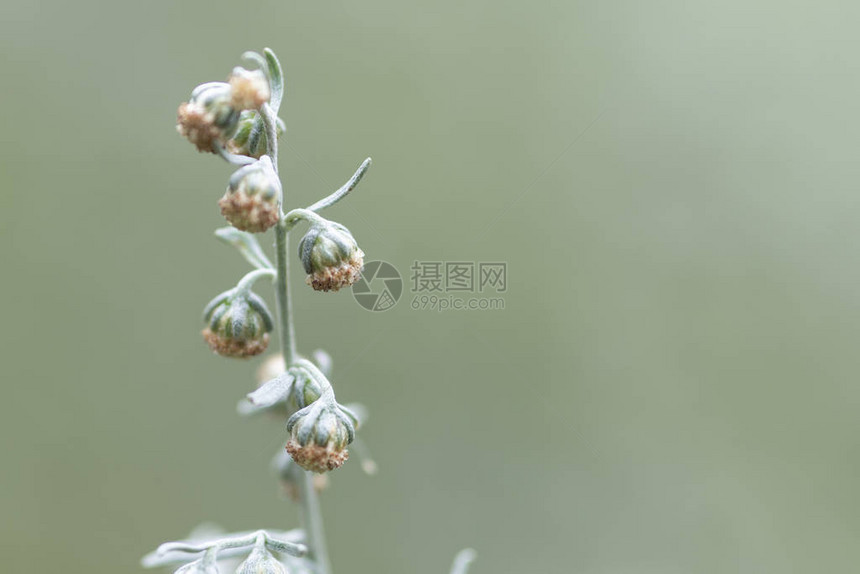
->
[215,227,274,270]
[263,48,284,112]
[247,372,295,408]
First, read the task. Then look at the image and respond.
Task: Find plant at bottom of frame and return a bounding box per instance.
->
[142,48,475,574]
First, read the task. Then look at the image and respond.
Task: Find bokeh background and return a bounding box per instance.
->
[3,1,860,572]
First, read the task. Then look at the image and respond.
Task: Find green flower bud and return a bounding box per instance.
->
[226,110,285,159]
[202,289,273,358]
[298,221,364,292]
[286,400,357,473]
[176,82,241,154]
[228,67,270,111]
[219,157,281,233]
[235,546,286,574]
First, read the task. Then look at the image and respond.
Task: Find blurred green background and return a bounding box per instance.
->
[3,1,860,572]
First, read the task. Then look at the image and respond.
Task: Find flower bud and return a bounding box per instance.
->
[202,290,273,358]
[286,400,357,473]
[220,157,280,233]
[235,546,286,574]
[177,82,241,153]
[228,67,270,111]
[298,221,364,292]
[226,111,286,158]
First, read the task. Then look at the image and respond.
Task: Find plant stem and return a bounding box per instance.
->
[264,98,333,574]
[274,223,297,364]
[274,220,333,574]
[300,470,333,574]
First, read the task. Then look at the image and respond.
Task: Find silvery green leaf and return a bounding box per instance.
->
[306,158,372,213]
[214,227,273,270]
[263,48,284,112]
[247,372,295,409]
[237,399,266,417]
[240,49,284,114]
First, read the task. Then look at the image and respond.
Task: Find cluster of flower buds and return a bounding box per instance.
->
[286,396,358,473]
[298,219,364,292]
[220,157,281,233]
[244,354,373,480]
[202,289,273,358]
[177,63,272,154]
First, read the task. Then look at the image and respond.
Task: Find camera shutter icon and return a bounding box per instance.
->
[352,261,402,312]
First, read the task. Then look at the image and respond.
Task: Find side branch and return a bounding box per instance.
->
[235,267,276,293]
[307,157,372,213]
[281,207,327,231]
[153,530,307,560]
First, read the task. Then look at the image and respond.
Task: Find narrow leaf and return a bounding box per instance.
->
[263,48,284,112]
[215,227,274,270]
[247,372,295,408]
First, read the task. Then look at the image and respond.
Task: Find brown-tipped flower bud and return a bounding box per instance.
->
[202,289,273,358]
[219,157,281,233]
[228,67,270,111]
[286,400,357,473]
[298,221,364,292]
[226,110,286,158]
[177,82,240,153]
